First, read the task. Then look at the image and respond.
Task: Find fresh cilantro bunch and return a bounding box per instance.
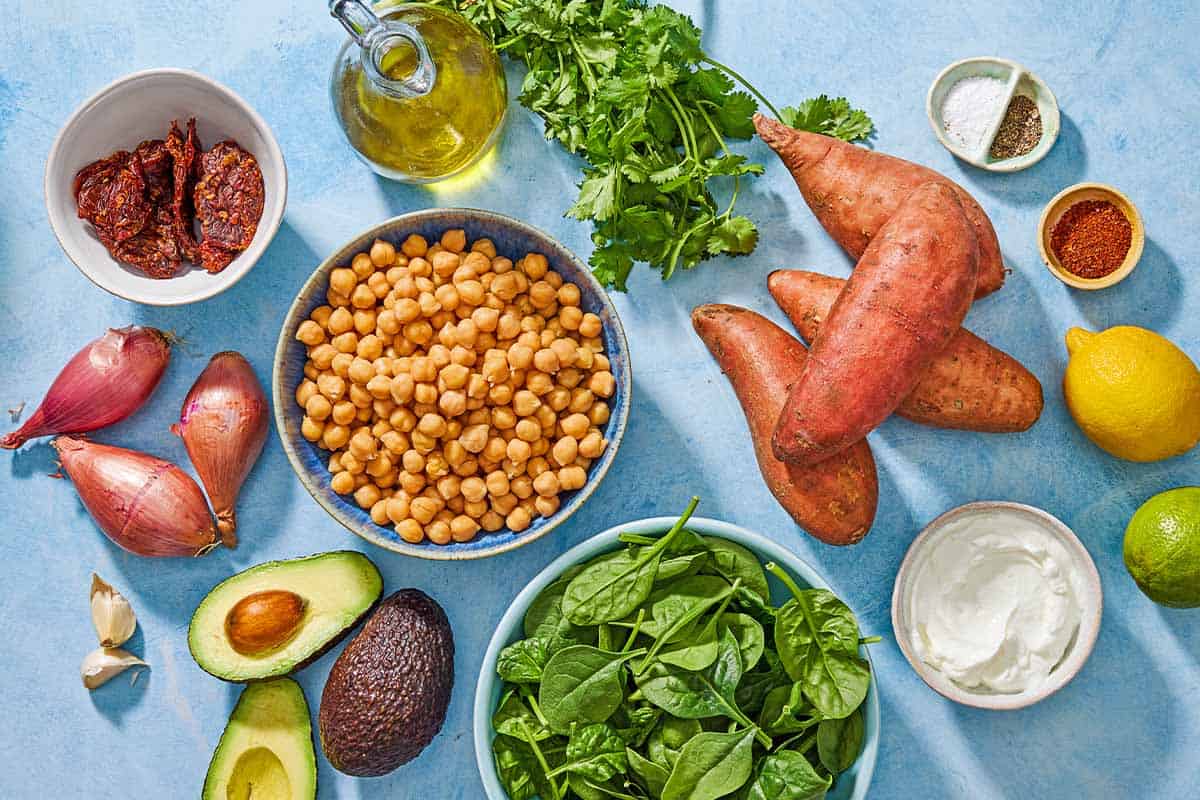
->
[430,0,873,290]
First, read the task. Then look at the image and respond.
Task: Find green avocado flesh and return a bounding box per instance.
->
[189,551,383,682]
[202,678,316,800]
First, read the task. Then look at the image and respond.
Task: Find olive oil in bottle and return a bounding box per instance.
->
[329,1,506,183]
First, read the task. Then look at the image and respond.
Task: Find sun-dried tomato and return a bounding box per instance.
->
[74,151,151,243]
[100,204,183,279]
[165,119,201,262]
[194,140,264,260]
[132,139,172,204]
[199,241,240,274]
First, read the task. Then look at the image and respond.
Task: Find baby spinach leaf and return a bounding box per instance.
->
[540,645,644,734]
[758,683,819,736]
[702,538,770,601]
[661,728,756,800]
[735,650,789,718]
[817,708,864,775]
[498,637,551,683]
[658,614,719,671]
[648,716,703,770]
[564,497,699,625]
[494,733,560,800]
[570,775,642,800]
[745,750,832,800]
[493,687,553,742]
[628,747,671,797]
[614,703,661,747]
[524,574,596,655]
[639,575,734,671]
[721,613,765,672]
[768,564,870,720]
[657,551,710,582]
[549,723,627,783]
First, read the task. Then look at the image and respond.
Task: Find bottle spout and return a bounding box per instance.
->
[330,0,437,99]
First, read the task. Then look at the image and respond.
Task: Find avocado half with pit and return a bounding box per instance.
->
[202,677,316,800]
[189,551,383,682]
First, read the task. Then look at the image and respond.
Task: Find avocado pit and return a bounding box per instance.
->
[224,590,307,656]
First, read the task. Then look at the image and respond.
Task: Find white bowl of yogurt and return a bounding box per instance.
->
[892,501,1102,710]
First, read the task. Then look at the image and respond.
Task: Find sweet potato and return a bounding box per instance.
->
[769,270,1043,433]
[692,304,878,545]
[772,183,979,465]
[754,114,1004,298]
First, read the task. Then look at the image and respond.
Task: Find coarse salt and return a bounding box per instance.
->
[940,76,1008,153]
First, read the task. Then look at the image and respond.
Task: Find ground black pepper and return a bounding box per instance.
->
[990,95,1042,160]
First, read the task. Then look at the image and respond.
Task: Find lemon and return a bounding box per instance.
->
[1063,326,1200,462]
[1124,487,1200,607]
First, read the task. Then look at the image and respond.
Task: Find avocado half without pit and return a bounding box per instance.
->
[202,678,316,800]
[319,589,456,777]
[189,551,383,681]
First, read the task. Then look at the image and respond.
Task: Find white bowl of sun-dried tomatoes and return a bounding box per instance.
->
[45,68,287,306]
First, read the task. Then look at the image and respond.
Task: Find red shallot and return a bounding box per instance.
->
[172,351,268,548]
[2,326,171,449]
[53,437,218,557]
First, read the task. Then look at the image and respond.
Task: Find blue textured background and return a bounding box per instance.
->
[1,1,1197,798]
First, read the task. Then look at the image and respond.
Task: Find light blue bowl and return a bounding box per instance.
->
[273,209,631,560]
[474,516,880,799]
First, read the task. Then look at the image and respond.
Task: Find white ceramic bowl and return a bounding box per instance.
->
[475,516,881,800]
[45,68,287,306]
[892,501,1102,710]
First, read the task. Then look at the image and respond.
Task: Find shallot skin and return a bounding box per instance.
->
[172,351,268,548]
[2,326,170,449]
[53,437,218,558]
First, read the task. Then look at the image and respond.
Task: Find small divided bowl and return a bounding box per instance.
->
[45,68,286,305]
[475,516,881,800]
[927,57,1060,172]
[273,209,631,560]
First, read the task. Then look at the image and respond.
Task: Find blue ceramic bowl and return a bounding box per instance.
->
[474,516,881,799]
[273,209,631,560]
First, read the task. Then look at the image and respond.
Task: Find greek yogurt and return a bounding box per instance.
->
[908,509,1085,694]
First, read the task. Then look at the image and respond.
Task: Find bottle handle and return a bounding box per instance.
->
[329,0,436,98]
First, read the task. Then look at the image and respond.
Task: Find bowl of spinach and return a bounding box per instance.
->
[474,498,879,800]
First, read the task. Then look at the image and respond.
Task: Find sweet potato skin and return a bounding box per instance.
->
[772,183,980,465]
[754,114,1004,298]
[692,304,878,545]
[769,270,1043,433]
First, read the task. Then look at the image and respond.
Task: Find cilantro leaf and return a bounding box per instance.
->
[707,216,759,256]
[780,96,875,142]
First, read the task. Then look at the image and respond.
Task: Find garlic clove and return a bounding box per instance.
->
[81,647,147,690]
[90,573,137,648]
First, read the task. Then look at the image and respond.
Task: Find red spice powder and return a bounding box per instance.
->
[1049,199,1132,279]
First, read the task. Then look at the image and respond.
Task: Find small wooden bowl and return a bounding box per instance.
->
[1038,182,1144,290]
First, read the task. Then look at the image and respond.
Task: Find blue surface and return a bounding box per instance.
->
[1,1,1198,798]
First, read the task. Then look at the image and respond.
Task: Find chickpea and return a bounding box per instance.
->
[392,518,421,543]
[506,506,532,532]
[472,306,500,333]
[492,406,517,430]
[558,305,583,331]
[354,483,381,510]
[535,494,560,518]
[357,334,384,360]
[485,470,510,497]
[386,495,411,524]
[370,499,390,526]
[399,471,426,495]
[347,357,374,386]
[512,389,541,417]
[533,470,560,497]
[332,331,359,354]
[330,352,354,379]
[301,416,325,442]
[589,401,610,427]
[296,379,318,408]
[451,345,476,368]
[550,338,576,367]
[557,368,582,390]
[589,370,616,398]
[545,387,570,412]
[515,419,541,443]
[579,312,603,338]
[431,250,461,278]
[365,374,392,400]
[526,371,554,396]
[561,413,590,439]
[579,431,605,458]
[559,465,587,491]
[422,519,449,544]
[507,438,532,463]
[365,452,393,477]
[413,383,438,406]
[402,449,426,474]
[310,305,334,327]
[492,492,519,516]
[552,435,579,466]
[317,373,346,401]
[296,320,325,346]
[459,475,487,503]
[459,424,488,454]
[394,297,421,323]
[410,496,439,525]
[303,393,331,422]
[532,348,560,374]
[568,388,595,414]
[370,239,396,267]
[310,344,337,371]
[558,283,581,307]
[377,308,401,335]
[401,234,428,258]
[440,363,470,390]
[484,437,508,463]
[348,383,373,409]
[450,515,479,542]
[331,470,356,495]
[480,510,504,532]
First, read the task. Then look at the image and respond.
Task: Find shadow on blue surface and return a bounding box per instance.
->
[951,112,1089,207]
[1069,238,1184,332]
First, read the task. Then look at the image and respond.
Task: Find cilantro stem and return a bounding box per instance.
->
[694,102,741,217]
[663,85,699,160]
[657,89,694,163]
[701,55,783,120]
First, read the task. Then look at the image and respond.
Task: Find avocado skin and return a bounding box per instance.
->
[319,589,455,776]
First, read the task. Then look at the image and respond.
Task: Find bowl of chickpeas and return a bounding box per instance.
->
[273,208,630,559]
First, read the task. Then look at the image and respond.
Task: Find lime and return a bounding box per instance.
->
[1123,487,1200,607]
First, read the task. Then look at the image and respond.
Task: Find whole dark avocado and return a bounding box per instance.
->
[318,589,455,776]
